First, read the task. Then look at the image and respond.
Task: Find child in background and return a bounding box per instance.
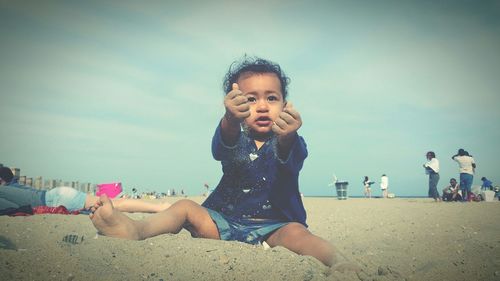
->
[89,56,337,266]
[480,177,493,191]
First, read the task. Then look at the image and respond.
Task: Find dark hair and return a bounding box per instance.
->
[0,167,14,183]
[458,148,465,156]
[426,151,436,158]
[481,177,486,181]
[223,55,290,100]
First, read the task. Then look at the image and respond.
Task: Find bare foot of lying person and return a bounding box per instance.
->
[89,195,142,240]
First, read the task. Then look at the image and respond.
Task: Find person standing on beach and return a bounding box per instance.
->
[89,56,337,267]
[452,149,476,202]
[380,174,389,198]
[423,151,440,202]
[363,176,373,198]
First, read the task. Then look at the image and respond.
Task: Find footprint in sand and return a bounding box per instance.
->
[62,234,84,245]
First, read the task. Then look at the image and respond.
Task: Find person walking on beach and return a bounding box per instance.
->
[363,176,373,198]
[89,56,337,267]
[452,149,476,202]
[0,167,170,213]
[380,174,389,198]
[423,151,440,202]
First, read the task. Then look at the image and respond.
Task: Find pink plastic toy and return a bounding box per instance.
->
[96,182,122,199]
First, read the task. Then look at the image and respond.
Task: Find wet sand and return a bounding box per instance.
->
[1,197,499,281]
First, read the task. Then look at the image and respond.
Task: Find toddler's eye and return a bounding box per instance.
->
[268,96,278,101]
[247,97,256,103]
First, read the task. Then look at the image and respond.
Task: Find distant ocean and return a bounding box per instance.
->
[306,195,428,198]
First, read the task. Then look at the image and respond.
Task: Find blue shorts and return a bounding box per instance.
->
[206,209,288,245]
[45,187,87,211]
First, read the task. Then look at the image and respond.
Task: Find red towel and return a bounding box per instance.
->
[33,205,81,215]
[3,205,81,216]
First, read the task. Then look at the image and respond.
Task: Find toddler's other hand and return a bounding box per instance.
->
[272,102,302,138]
[224,83,250,123]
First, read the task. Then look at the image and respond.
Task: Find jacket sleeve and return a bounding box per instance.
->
[277,134,308,174]
[212,122,240,161]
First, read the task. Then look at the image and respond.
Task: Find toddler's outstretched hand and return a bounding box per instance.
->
[272,102,302,138]
[224,83,250,123]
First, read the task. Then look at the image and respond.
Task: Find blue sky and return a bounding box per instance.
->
[1,0,499,196]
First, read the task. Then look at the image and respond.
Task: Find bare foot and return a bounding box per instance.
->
[328,248,361,273]
[89,195,141,240]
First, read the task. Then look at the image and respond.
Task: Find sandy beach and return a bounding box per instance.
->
[1,196,499,281]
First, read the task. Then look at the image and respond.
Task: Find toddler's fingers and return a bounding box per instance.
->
[226,89,244,100]
[272,124,284,134]
[284,107,301,121]
[232,83,239,91]
[279,112,295,124]
[236,103,250,113]
[274,118,288,130]
[238,111,251,119]
[233,95,248,106]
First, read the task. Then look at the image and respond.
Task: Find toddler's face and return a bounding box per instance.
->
[237,72,285,138]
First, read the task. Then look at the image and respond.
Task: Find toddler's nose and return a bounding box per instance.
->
[256,100,269,112]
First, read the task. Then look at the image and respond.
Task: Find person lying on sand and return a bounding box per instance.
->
[0,167,170,213]
[90,56,339,267]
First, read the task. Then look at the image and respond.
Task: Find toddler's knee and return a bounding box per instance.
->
[284,223,311,238]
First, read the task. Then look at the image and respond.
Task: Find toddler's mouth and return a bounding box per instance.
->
[255,116,272,126]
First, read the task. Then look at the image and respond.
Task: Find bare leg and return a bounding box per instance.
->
[85,195,171,213]
[89,195,219,240]
[266,223,336,266]
[266,223,361,272]
[365,188,372,198]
